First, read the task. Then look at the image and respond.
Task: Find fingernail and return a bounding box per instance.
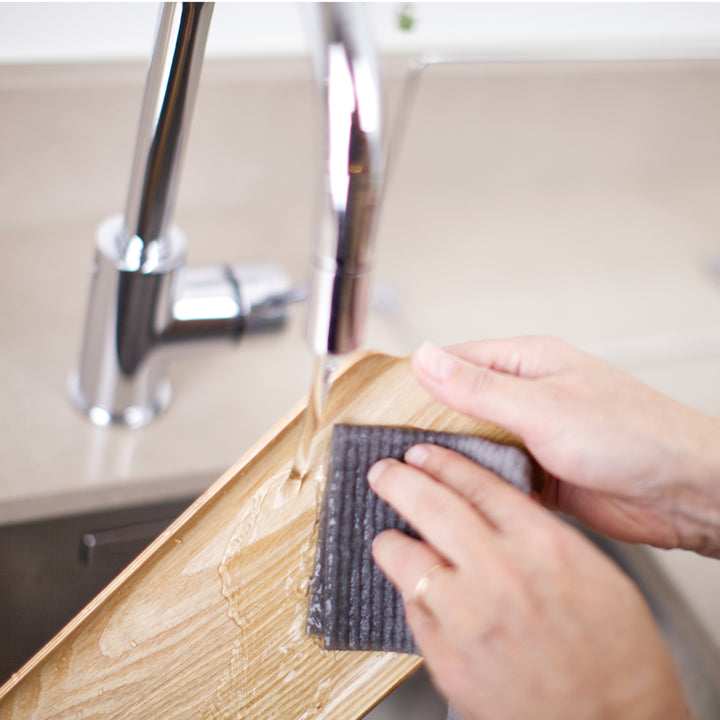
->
[415,342,456,382]
[405,444,430,467]
[367,459,390,488]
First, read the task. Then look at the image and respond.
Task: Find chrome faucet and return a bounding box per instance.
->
[305,3,385,356]
[71,2,385,428]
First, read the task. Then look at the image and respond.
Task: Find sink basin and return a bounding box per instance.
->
[580,527,720,720]
[1,502,719,718]
[0,497,194,683]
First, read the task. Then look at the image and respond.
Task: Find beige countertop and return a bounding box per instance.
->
[2,57,720,646]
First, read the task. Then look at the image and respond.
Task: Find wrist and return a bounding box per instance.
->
[669,413,720,557]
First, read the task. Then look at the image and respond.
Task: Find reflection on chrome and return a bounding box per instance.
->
[72,3,385,427]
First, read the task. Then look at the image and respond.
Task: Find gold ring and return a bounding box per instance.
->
[413,562,448,608]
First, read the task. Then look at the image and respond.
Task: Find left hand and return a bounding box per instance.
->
[368,444,688,720]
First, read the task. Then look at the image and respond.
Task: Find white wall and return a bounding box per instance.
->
[2,2,720,65]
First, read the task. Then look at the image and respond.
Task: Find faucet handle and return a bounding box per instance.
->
[229,263,299,334]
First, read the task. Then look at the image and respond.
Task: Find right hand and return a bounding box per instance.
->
[410,336,720,557]
[369,446,689,720]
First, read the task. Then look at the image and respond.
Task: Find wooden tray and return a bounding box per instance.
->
[0,352,517,719]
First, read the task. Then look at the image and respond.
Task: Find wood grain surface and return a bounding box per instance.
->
[0,352,519,719]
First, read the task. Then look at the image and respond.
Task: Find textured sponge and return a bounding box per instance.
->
[307,424,535,654]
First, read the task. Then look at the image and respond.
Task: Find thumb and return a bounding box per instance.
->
[411,342,537,437]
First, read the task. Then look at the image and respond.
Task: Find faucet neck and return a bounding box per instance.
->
[305,3,386,356]
[119,2,214,270]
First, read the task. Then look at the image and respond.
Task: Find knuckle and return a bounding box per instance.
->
[533,334,563,354]
[423,444,465,477]
[413,489,447,527]
[466,365,495,399]
[467,477,494,510]
[536,528,566,558]
[490,560,527,599]
[526,334,573,374]
[526,522,573,569]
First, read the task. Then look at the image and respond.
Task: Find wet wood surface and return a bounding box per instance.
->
[0,352,518,719]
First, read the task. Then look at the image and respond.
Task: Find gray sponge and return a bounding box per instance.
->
[307,424,534,654]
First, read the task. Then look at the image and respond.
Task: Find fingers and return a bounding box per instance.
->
[410,343,539,437]
[404,444,545,532]
[371,529,453,614]
[368,458,493,568]
[447,335,573,378]
[402,597,441,651]
[374,542,456,673]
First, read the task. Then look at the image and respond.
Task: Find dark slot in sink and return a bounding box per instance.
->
[0,497,195,684]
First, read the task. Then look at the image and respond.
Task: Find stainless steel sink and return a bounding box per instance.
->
[1,504,719,718]
[583,528,720,720]
[0,497,195,683]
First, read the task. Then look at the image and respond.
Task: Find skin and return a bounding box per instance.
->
[368,336,720,720]
[412,336,720,556]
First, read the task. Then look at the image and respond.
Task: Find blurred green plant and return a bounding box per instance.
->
[397,4,415,32]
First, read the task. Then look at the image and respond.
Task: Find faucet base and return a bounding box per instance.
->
[68,371,172,429]
[71,215,296,428]
[71,214,185,430]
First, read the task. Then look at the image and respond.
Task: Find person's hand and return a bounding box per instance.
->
[368,446,689,720]
[410,336,720,558]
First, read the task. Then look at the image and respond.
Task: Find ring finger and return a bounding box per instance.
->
[372,528,454,614]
